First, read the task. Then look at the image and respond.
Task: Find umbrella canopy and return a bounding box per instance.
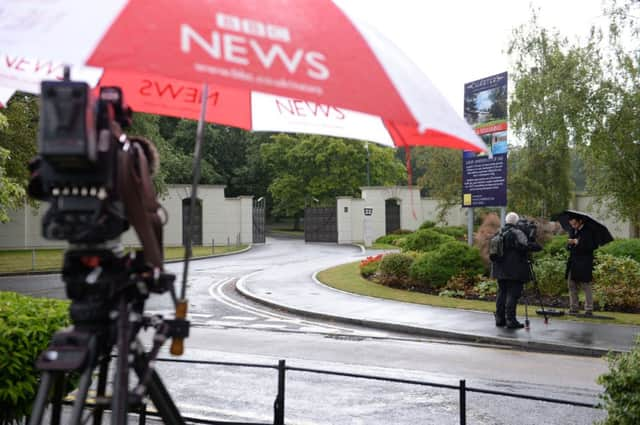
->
[0,0,487,152]
[552,210,614,248]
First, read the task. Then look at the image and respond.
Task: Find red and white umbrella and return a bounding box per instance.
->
[0,0,487,152]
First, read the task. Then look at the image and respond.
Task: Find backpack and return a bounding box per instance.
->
[489,228,509,262]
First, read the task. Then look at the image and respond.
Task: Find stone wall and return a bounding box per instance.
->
[0,185,254,249]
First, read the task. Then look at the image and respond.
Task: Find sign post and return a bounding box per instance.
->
[462,72,509,245]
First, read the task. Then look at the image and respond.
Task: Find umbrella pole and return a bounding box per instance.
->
[170,83,209,356]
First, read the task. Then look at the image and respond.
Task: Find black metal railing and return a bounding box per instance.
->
[134,357,601,425]
[59,356,601,424]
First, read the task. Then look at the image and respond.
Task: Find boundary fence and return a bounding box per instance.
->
[126,357,602,425]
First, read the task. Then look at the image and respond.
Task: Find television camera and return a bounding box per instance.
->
[27,68,188,425]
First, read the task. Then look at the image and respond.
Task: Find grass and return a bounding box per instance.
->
[0,245,248,274]
[316,261,640,327]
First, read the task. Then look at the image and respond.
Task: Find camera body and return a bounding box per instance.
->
[516,218,538,243]
[29,78,132,244]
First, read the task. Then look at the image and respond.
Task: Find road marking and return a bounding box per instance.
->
[223,315,258,321]
[208,276,383,336]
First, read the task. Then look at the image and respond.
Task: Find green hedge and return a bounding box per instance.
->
[598,337,640,424]
[401,229,455,253]
[0,292,69,424]
[410,241,485,290]
[597,239,640,264]
[593,254,640,312]
[531,255,568,297]
[538,234,570,260]
[378,253,414,288]
[431,226,466,241]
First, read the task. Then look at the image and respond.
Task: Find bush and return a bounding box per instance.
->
[531,255,568,297]
[597,337,640,425]
[401,229,455,253]
[474,278,498,299]
[378,253,414,288]
[410,241,485,290]
[537,234,570,261]
[374,234,407,245]
[593,254,640,312]
[473,213,501,266]
[359,254,383,278]
[419,220,436,230]
[597,239,640,264]
[0,292,70,425]
[432,226,466,241]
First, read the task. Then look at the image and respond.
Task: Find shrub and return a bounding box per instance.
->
[537,234,570,261]
[378,253,414,288]
[474,278,498,299]
[410,241,485,290]
[473,212,501,266]
[597,239,640,264]
[597,336,640,425]
[419,220,436,230]
[359,254,383,278]
[432,226,466,241]
[0,292,70,425]
[374,234,406,245]
[531,255,568,297]
[593,254,640,312]
[401,229,455,253]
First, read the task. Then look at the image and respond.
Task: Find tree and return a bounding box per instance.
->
[414,147,462,222]
[580,0,640,236]
[261,134,405,229]
[507,10,604,218]
[0,114,25,222]
[0,93,38,187]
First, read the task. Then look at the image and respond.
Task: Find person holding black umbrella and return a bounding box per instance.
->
[566,213,597,316]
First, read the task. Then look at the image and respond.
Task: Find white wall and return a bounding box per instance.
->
[337,188,633,245]
[0,185,254,249]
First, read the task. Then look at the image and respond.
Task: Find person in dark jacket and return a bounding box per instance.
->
[566,214,597,316]
[491,212,542,329]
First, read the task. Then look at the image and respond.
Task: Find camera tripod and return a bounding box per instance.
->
[524,260,550,328]
[28,248,189,425]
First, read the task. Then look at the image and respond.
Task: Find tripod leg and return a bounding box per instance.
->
[50,372,67,425]
[131,346,185,425]
[28,372,54,425]
[69,364,94,425]
[93,356,110,425]
[112,297,131,425]
[143,370,185,425]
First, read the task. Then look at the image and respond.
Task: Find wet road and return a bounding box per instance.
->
[1,238,607,424]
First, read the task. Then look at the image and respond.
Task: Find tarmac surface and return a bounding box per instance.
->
[235,244,640,357]
[3,239,638,357]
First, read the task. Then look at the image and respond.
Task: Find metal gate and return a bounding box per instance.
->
[304,207,337,242]
[385,199,401,234]
[182,198,203,246]
[253,197,266,243]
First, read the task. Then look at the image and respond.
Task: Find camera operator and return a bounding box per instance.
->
[565,214,596,316]
[491,212,542,329]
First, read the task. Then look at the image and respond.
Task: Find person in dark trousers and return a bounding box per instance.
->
[491,212,542,329]
[566,214,597,316]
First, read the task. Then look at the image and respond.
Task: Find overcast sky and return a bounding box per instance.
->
[343,0,607,116]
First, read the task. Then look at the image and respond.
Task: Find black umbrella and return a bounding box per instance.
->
[552,209,614,248]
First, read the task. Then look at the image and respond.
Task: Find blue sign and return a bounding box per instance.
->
[462,153,507,207]
[462,72,508,207]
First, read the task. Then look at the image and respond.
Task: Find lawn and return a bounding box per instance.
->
[316,261,640,326]
[0,245,248,274]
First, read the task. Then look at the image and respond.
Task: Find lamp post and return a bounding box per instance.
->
[365,141,371,186]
